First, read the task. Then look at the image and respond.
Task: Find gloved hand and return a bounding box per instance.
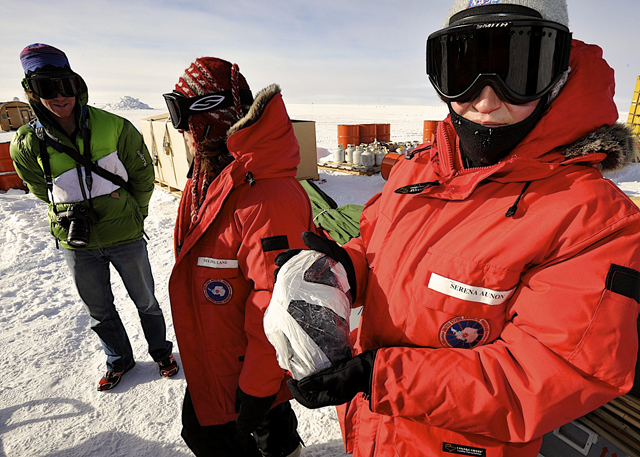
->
[274,231,357,302]
[234,387,277,435]
[287,350,376,409]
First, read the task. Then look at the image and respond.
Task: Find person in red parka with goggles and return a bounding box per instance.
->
[274,1,640,456]
[165,57,316,457]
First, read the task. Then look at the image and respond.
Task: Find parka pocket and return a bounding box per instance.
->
[568,290,639,387]
[405,247,521,348]
[206,345,246,415]
[122,194,143,231]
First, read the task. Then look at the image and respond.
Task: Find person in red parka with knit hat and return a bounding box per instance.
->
[165,57,313,457]
[273,0,640,456]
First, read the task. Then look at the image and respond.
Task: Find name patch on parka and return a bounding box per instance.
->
[197,257,239,269]
[428,273,515,305]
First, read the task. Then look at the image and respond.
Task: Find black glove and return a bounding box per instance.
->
[234,387,277,435]
[287,350,376,409]
[273,248,302,281]
[274,231,357,302]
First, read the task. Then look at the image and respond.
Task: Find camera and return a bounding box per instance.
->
[56,205,99,248]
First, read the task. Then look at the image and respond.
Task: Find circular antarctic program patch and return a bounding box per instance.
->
[203,279,233,304]
[439,316,490,349]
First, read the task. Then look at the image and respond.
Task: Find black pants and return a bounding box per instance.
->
[181,388,301,457]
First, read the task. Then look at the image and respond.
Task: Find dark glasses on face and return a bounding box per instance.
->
[426,20,572,104]
[27,74,81,99]
[162,89,253,131]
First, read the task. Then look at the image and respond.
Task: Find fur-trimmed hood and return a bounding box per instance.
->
[564,123,638,173]
[224,83,300,181]
[502,40,633,175]
[227,84,281,137]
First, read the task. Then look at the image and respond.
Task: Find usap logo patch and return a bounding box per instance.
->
[203,279,233,304]
[439,316,490,349]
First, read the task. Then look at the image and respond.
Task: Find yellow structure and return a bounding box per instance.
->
[627,77,640,158]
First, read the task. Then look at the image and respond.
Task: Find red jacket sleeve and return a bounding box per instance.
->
[235,179,316,398]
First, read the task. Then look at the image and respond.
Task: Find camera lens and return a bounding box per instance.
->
[67,219,91,247]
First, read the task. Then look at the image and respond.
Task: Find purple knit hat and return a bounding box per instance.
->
[20,43,72,75]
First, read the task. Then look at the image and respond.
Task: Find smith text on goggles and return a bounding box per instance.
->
[163,89,254,131]
[426,20,572,104]
[27,74,81,99]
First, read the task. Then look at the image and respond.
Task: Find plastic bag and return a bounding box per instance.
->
[264,250,353,380]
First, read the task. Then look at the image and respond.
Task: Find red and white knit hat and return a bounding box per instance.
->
[174,57,252,149]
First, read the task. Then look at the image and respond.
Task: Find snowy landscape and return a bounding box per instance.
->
[1,97,640,456]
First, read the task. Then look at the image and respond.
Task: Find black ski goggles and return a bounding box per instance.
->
[163,89,253,131]
[27,74,81,99]
[426,20,572,104]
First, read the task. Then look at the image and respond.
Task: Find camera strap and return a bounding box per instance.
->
[35,131,55,203]
[29,120,133,195]
[29,120,59,249]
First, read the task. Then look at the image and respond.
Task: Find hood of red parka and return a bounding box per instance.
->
[225,84,300,183]
[433,40,636,185]
[172,84,300,262]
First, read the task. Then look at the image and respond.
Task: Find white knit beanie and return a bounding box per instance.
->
[444,0,569,27]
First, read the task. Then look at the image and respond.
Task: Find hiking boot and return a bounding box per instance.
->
[158,355,179,378]
[97,362,135,391]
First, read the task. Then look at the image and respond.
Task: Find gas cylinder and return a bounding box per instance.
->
[361,146,375,169]
[345,144,355,163]
[333,145,345,163]
[375,146,386,166]
[353,145,364,166]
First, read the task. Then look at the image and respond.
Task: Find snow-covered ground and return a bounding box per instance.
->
[1,103,639,457]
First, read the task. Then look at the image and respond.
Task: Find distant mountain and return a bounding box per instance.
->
[103,95,152,110]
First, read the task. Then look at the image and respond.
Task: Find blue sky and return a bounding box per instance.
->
[1,0,638,113]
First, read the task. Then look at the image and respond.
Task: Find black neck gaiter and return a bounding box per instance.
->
[448,99,547,168]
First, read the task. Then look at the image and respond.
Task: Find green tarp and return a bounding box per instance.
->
[301,179,363,245]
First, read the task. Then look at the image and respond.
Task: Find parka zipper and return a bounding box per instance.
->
[505,181,532,217]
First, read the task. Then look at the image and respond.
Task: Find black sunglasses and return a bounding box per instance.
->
[427,20,572,104]
[27,74,81,99]
[163,89,253,131]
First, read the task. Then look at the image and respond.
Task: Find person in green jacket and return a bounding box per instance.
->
[10,43,179,391]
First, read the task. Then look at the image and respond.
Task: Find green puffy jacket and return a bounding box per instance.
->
[10,77,155,250]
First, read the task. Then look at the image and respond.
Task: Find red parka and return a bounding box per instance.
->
[338,41,640,456]
[169,85,316,426]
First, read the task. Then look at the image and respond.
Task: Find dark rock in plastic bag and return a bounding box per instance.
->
[287,300,352,365]
[303,255,349,295]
